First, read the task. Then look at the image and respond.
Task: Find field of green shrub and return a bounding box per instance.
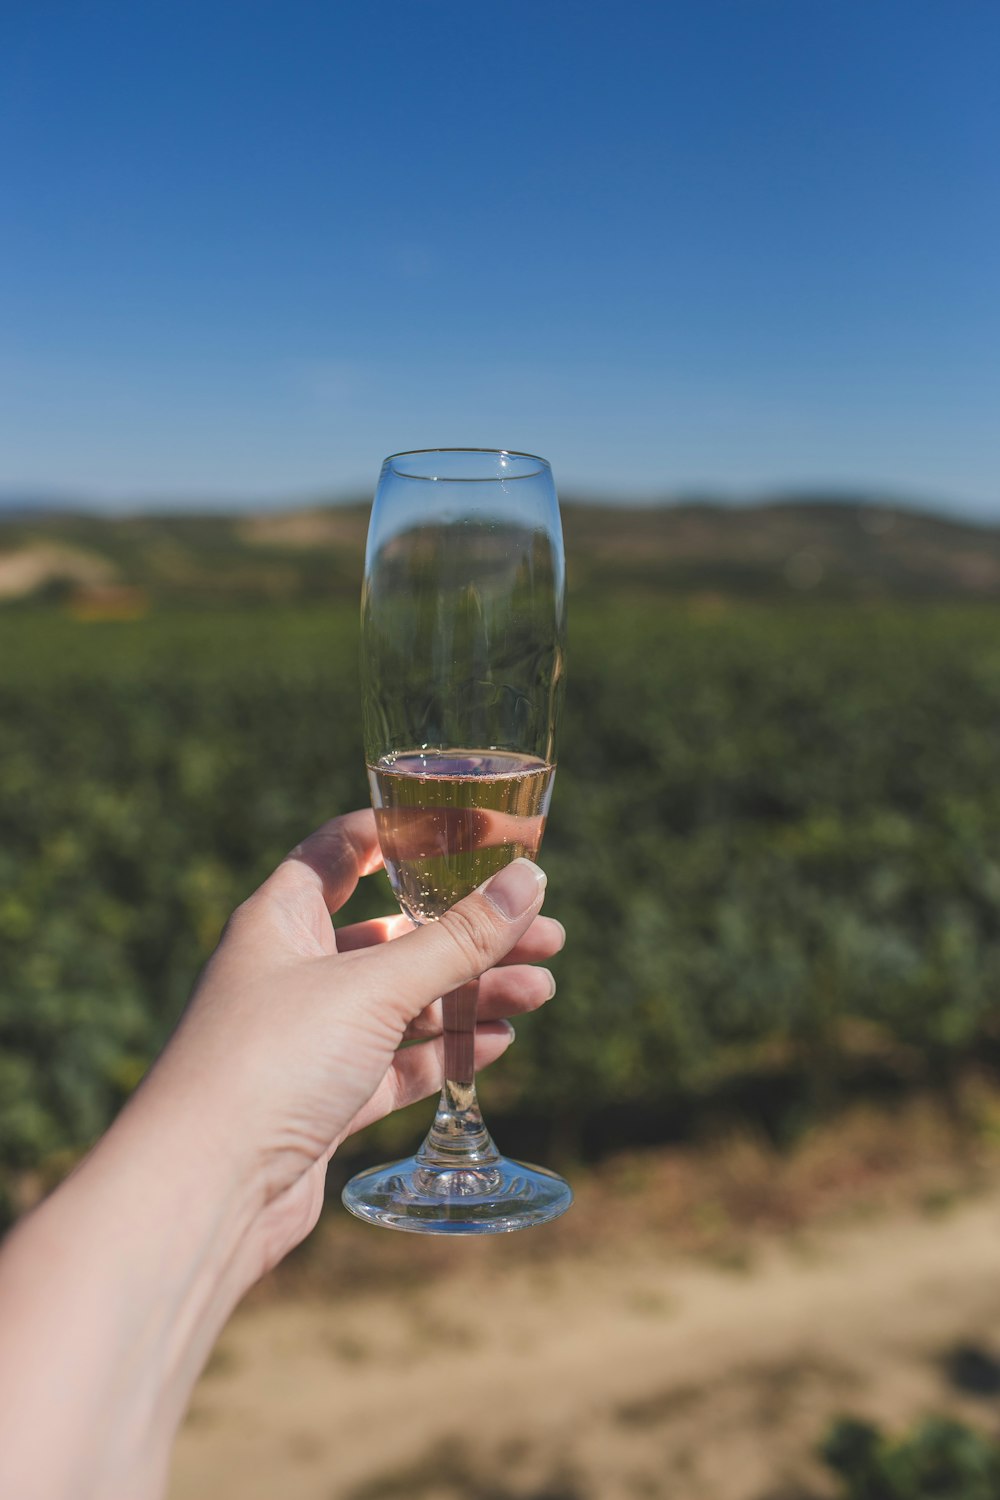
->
[823,1414,1000,1500]
[4,599,1000,1209]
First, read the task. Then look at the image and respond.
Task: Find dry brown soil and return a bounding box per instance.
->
[168,1109,1000,1500]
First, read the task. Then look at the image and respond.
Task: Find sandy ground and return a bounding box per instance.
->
[168,1157,1000,1500]
[0,543,114,598]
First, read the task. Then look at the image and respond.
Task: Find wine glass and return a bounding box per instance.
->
[341,448,572,1234]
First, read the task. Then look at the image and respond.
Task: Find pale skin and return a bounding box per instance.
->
[0,810,563,1500]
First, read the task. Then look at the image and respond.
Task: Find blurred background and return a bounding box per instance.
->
[4,3,1000,1497]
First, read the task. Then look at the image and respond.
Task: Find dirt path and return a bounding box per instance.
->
[169,1184,1000,1500]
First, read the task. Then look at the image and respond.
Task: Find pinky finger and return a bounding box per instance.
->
[340,1022,516,1140]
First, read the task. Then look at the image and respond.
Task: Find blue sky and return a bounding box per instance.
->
[2,1,998,512]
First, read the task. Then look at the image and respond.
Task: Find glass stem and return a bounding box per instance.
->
[416,979,500,1169]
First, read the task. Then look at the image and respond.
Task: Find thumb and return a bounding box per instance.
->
[358,859,548,1023]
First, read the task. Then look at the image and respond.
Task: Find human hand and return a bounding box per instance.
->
[137,808,562,1275]
[0,813,562,1500]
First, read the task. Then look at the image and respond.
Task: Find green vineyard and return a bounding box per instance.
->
[5,587,1000,1213]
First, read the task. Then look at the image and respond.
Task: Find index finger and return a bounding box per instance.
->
[265,809,384,915]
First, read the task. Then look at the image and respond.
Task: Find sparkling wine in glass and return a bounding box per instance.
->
[341,448,572,1234]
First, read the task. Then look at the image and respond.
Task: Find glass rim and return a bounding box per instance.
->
[384,448,550,482]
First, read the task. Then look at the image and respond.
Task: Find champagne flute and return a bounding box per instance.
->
[341,448,572,1234]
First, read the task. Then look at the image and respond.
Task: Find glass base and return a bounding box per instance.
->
[341,1154,573,1235]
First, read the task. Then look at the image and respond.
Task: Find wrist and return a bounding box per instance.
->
[97,1063,272,1348]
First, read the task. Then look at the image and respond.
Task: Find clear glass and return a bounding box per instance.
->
[341,448,573,1233]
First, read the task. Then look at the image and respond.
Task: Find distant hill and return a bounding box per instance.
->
[1,495,999,606]
[564,498,1000,600]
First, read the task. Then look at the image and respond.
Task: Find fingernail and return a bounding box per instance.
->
[481,858,547,920]
[543,970,557,999]
[551,919,567,951]
[502,1019,516,1041]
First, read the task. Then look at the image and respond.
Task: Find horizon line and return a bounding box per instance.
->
[0,481,994,526]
